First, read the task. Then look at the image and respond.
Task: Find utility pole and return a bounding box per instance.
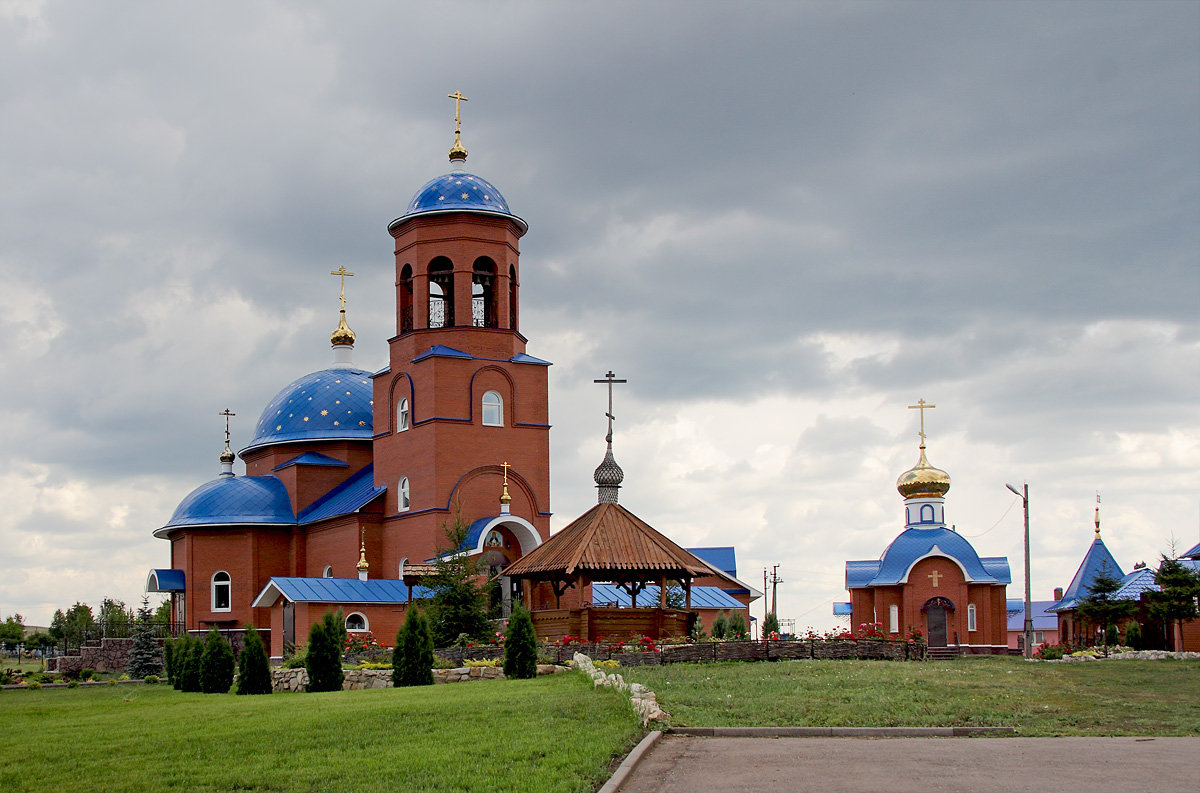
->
[1006,482,1033,659]
[770,564,782,617]
[763,568,769,638]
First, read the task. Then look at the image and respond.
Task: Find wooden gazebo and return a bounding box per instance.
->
[502,501,713,642]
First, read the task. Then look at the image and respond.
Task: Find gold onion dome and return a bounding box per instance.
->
[219,444,236,464]
[330,312,356,346]
[896,446,951,499]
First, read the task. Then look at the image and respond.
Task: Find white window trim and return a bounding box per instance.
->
[345,612,369,632]
[967,603,977,632]
[397,397,409,432]
[211,571,231,613]
[398,476,410,512]
[889,604,899,634]
[323,565,333,578]
[482,390,503,427]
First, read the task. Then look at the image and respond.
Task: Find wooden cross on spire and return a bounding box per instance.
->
[330,266,355,310]
[219,408,236,446]
[594,370,627,444]
[907,398,936,445]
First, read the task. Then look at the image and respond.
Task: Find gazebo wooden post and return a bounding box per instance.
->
[659,575,667,609]
[684,577,692,610]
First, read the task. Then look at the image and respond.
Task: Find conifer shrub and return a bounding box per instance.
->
[503,606,538,680]
[305,611,346,693]
[162,637,176,684]
[1105,624,1119,647]
[1125,622,1143,650]
[236,627,273,695]
[711,611,729,640]
[392,607,434,687]
[200,628,235,694]
[126,597,163,680]
[762,611,780,638]
[178,636,202,692]
[727,610,748,640]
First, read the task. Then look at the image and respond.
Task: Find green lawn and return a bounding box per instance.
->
[622,656,1200,735]
[0,673,642,793]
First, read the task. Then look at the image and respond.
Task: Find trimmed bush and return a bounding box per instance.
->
[727,610,748,640]
[80,668,96,681]
[235,628,273,695]
[1125,622,1143,650]
[762,611,780,638]
[178,636,203,693]
[503,607,537,680]
[162,638,176,684]
[305,611,345,693]
[711,611,728,640]
[200,628,235,694]
[392,607,434,687]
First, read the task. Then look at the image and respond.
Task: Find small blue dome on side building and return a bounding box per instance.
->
[241,367,374,455]
[156,475,295,538]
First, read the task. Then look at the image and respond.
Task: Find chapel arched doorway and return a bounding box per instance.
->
[922,597,955,648]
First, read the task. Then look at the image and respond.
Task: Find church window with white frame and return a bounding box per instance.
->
[967,603,977,632]
[323,565,333,578]
[482,390,503,426]
[889,604,899,634]
[211,571,231,612]
[345,612,368,632]
[398,477,410,511]
[396,397,409,432]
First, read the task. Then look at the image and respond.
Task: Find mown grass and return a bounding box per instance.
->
[622,656,1200,735]
[0,673,641,793]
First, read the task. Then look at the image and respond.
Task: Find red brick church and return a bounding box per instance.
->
[147,97,754,657]
[841,402,1011,654]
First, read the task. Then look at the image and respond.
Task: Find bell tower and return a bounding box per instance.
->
[372,92,550,573]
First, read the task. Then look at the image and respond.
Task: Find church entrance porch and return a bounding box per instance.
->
[923,597,954,648]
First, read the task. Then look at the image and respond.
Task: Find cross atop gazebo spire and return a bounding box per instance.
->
[592,370,627,503]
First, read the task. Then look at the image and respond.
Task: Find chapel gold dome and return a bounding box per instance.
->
[896,447,951,499]
[330,315,356,346]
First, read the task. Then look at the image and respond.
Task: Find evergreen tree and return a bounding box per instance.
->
[426,515,491,647]
[163,637,177,685]
[762,611,780,638]
[1148,555,1200,651]
[305,611,345,692]
[727,610,748,640]
[1076,568,1135,656]
[503,606,538,679]
[49,602,96,647]
[392,608,434,687]
[1124,622,1143,650]
[178,635,203,693]
[236,627,273,695]
[711,611,728,640]
[125,597,163,679]
[0,615,24,654]
[200,628,235,694]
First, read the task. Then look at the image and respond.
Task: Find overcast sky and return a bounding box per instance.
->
[2,1,1197,630]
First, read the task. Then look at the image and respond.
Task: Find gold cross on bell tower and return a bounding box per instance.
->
[447,90,469,160]
[907,398,936,445]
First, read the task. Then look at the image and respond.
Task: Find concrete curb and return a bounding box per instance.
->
[598,730,663,793]
[667,726,1014,737]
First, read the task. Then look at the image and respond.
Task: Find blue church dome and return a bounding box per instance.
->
[871,527,1008,586]
[404,172,514,218]
[156,475,294,537]
[241,367,374,455]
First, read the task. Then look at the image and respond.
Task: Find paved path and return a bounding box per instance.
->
[616,735,1200,793]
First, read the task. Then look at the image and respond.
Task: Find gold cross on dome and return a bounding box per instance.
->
[219,408,236,445]
[448,90,469,127]
[330,266,355,310]
[907,398,936,443]
[928,570,942,587]
[501,460,511,486]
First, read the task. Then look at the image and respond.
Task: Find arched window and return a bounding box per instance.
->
[398,477,410,511]
[399,264,414,333]
[889,604,899,634]
[345,612,368,632]
[508,264,518,331]
[967,603,977,632]
[211,571,231,612]
[323,565,333,579]
[472,258,497,328]
[396,397,409,432]
[920,504,935,523]
[428,258,453,328]
[482,390,503,426]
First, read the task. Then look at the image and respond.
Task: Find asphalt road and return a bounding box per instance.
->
[615,735,1200,793]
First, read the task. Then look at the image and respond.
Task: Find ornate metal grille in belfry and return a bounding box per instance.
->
[472,296,497,327]
[430,299,446,328]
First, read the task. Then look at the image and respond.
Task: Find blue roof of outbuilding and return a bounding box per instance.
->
[866,527,1008,586]
[590,583,746,610]
[254,577,434,607]
[1182,540,1200,559]
[1052,538,1124,611]
[273,452,349,471]
[688,547,738,577]
[158,475,294,536]
[242,367,374,454]
[1005,599,1058,631]
[297,465,385,525]
[404,172,514,218]
[833,602,853,616]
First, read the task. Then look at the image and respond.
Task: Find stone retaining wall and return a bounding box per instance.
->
[270,664,566,693]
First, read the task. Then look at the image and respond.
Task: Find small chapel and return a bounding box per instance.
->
[146,94,753,657]
[841,402,1011,655]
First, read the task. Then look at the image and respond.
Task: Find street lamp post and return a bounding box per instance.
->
[1006,482,1032,659]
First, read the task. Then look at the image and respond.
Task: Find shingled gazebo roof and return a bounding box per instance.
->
[503,502,712,583]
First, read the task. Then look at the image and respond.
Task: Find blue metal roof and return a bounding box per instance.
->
[510,353,551,366]
[1004,599,1058,631]
[832,602,853,616]
[590,583,746,610]
[1182,540,1200,559]
[413,344,473,363]
[461,516,493,552]
[147,569,186,592]
[297,465,385,525]
[242,367,374,454]
[871,527,1008,586]
[159,475,294,535]
[846,560,882,589]
[1052,538,1124,611]
[256,577,435,606]
[688,547,738,578]
[273,452,349,471]
[404,172,513,217]
[981,557,1012,583]
[1109,561,1200,602]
